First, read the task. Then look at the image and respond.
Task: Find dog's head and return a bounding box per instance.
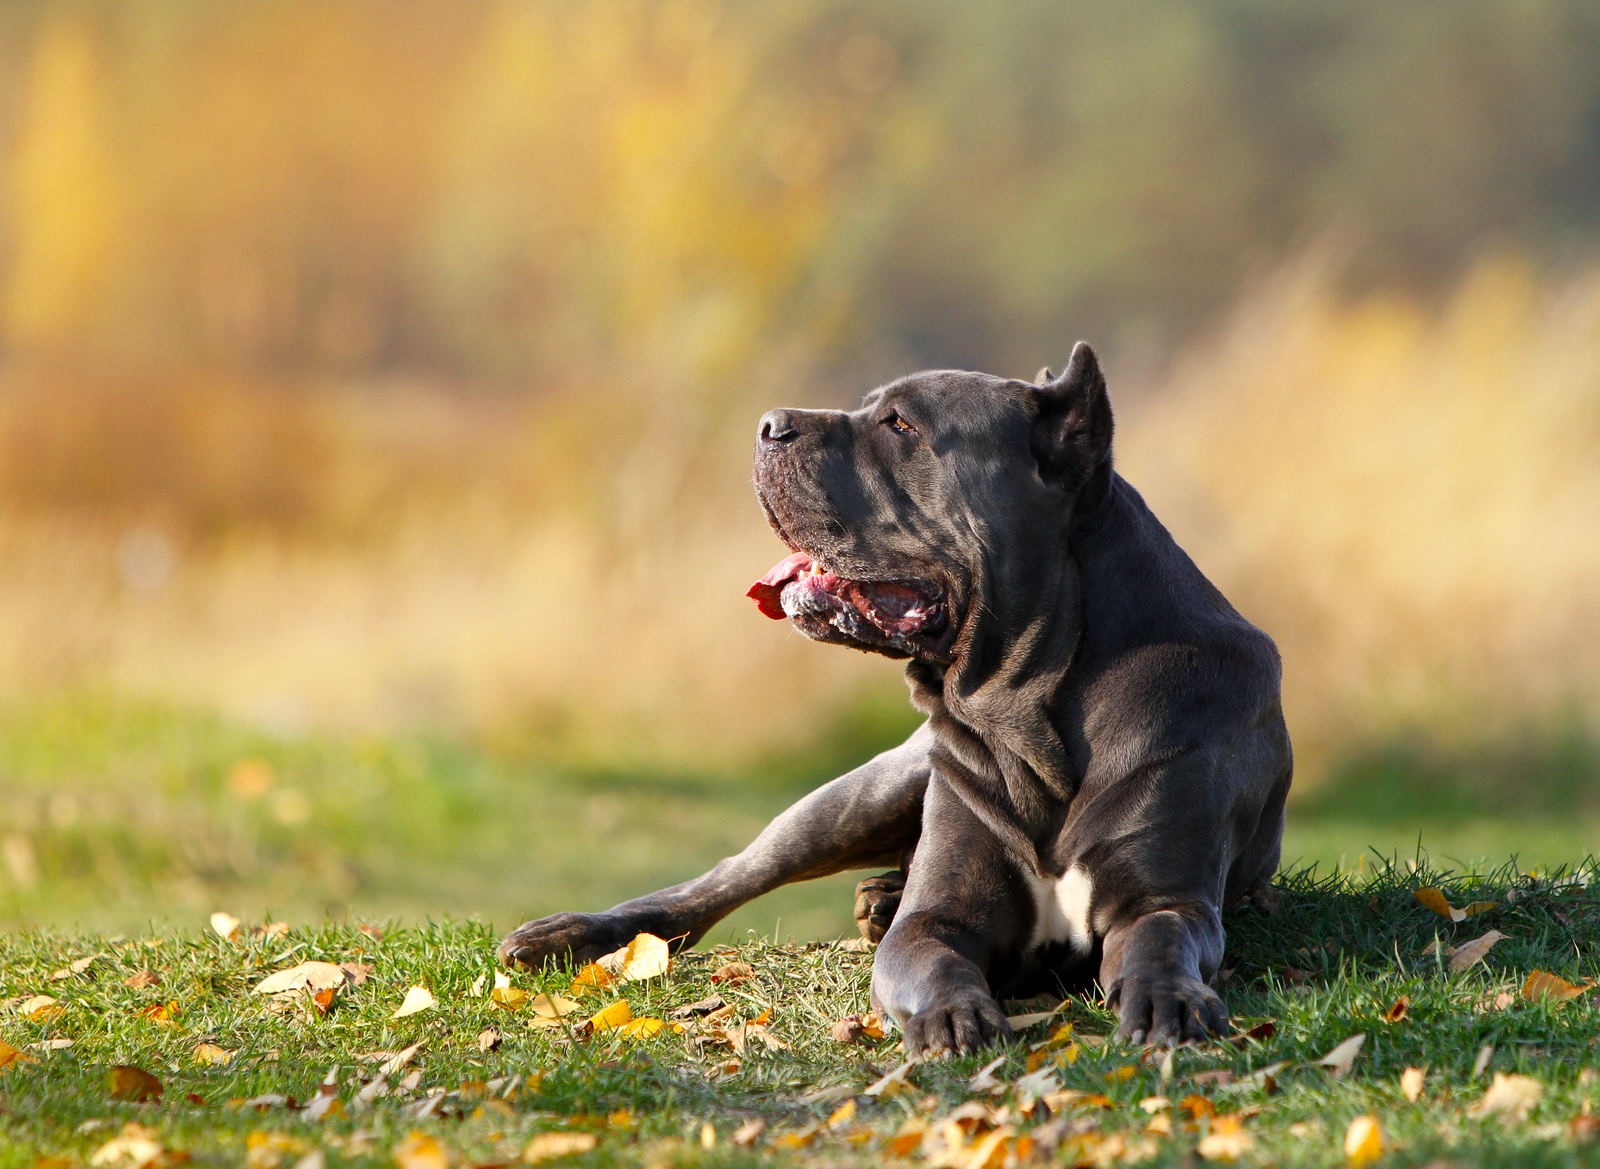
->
[748,342,1113,664]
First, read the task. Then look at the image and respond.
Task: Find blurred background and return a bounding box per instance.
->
[2,0,1598,940]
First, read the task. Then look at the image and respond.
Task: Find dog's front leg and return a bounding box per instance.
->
[1098,904,1227,1045]
[870,775,1022,1056]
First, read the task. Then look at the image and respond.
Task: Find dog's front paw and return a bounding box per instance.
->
[1107,973,1227,1046]
[901,990,1014,1057]
[853,871,906,943]
[498,913,634,971]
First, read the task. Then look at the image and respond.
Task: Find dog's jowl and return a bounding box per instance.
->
[501,343,1292,1054]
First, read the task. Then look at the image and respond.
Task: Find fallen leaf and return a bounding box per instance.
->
[613,933,671,982]
[1196,1114,1254,1161]
[392,986,436,1019]
[617,1017,664,1038]
[711,962,754,984]
[1413,887,1466,921]
[521,1132,596,1163]
[529,993,582,1019]
[124,970,161,990]
[1181,1094,1216,1120]
[393,1131,451,1169]
[490,987,528,1011]
[1191,1070,1234,1087]
[379,1041,425,1076]
[731,1118,765,1147]
[140,1000,179,1026]
[252,922,290,940]
[1463,900,1499,917]
[828,1098,857,1130]
[1571,1112,1600,1142]
[1381,996,1409,1023]
[89,1123,169,1167]
[1228,1020,1277,1045]
[668,994,724,1018]
[107,1065,163,1102]
[19,994,60,1021]
[1105,1064,1138,1083]
[1472,1044,1495,1078]
[50,955,98,981]
[887,1118,926,1155]
[865,1059,918,1099]
[774,1123,822,1150]
[1522,970,1593,1003]
[1475,1072,1544,1121]
[1318,1033,1367,1077]
[834,936,874,952]
[1401,1066,1426,1102]
[210,912,242,940]
[311,987,339,1015]
[1447,930,1509,971]
[0,1039,32,1070]
[581,1000,633,1034]
[567,963,614,994]
[477,1029,500,1053]
[253,962,349,996]
[358,924,384,941]
[1344,1114,1383,1167]
[193,1043,236,1065]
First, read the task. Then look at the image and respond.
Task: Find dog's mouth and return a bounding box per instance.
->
[746,551,949,656]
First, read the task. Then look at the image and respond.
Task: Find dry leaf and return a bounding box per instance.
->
[193,1043,236,1065]
[865,1059,918,1099]
[522,1133,596,1163]
[1413,887,1466,921]
[1522,970,1592,1003]
[1447,930,1509,971]
[310,987,339,1015]
[490,987,528,1011]
[358,924,384,941]
[477,1029,500,1053]
[140,1000,179,1026]
[529,993,582,1019]
[827,1098,858,1130]
[107,1065,164,1102]
[392,986,436,1018]
[1317,1033,1367,1077]
[379,1041,425,1076]
[1472,1044,1495,1078]
[392,1131,450,1169]
[253,962,348,996]
[1181,1094,1216,1120]
[1401,1066,1426,1102]
[210,912,242,940]
[20,995,60,1022]
[613,933,671,981]
[1381,996,1409,1023]
[50,955,98,981]
[567,963,614,995]
[125,971,161,990]
[830,1014,882,1044]
[1191,1070,1234,1087]
[581,1000,633,1034]
[0,1039,32,1071]
[731,1118,765,1147]
[339,962,372,986]
[1196,1116,1253,1162]
[711,962,754,984]
[253,922,290,940]
[1344,1115,1383,1167]
[90,1123,168,1167]
[1475,1072,1544,1121]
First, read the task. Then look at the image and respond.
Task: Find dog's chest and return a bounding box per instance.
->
[1026,865,1095,953]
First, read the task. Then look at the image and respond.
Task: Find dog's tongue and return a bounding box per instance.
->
[746,551,814,619]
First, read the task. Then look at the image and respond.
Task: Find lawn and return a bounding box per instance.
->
[5,862,1600,1168]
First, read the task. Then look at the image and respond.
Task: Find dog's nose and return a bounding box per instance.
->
[758,409,801,445]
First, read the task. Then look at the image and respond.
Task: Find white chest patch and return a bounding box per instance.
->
[1028,865,1095,953]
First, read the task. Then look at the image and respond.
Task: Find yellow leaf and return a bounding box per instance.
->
[828,1098,857,1129]
[616,933,671,981]
[0,1039,32,1071]
[887,1119,925,1155]
[521,1132,596,1163]
[1462,900,1498,917]
[20,995,60,1021]
[1447,930,1509,972]
[859,1010,884,1038]
[1521,970,1592,1003]
[529,993,582,1019]
[49,955,97,981]
[582,1000,633,1033]
[106,1065,163,1102]
[1106,1064,1138,1082]
[1343,1115,1383,1167]
[491,987,528,1010]
[1381,996,1409,1023]
[392,986,436,1018]
[1413,887,1465,921]
[1197,1114,1254,1162]
[1474,1072,1544,1121]
[732,1118,766,1147]
[193,1043,236,1065]
[617,1016,663,1038]
[392,1131,450,1169]
[210,912,242,940]
[90,1123,166,1167]
[1401,1066,1426,1102]
[568,964,614,994]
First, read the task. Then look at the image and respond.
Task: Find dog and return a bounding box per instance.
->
[500,343,1292,1054]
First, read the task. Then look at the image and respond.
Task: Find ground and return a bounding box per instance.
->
[5,862,1600,1168]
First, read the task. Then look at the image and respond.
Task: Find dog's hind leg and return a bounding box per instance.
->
[499,723,932,969]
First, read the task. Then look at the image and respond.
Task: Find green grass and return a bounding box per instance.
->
[5,862,1600,1167]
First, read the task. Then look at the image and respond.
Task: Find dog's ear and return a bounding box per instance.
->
[1031,340,1113,487]
[1035,366,1054,384]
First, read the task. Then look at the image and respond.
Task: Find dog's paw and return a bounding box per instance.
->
[498,913,634,971]
[901,989,1014,1057]
[853,871,906,943]
[1107,973,1228,1046]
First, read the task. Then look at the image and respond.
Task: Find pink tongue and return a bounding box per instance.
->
[746,551,814,619]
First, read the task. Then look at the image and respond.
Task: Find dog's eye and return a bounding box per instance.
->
[883,413,917,436]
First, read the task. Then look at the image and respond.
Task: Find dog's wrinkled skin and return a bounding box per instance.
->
[501,343,1292,1055]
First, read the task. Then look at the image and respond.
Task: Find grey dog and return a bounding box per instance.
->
[500,343,1292,1054]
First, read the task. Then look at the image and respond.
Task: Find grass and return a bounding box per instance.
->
[5,861,1600,1167]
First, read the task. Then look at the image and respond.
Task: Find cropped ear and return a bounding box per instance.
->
[1030,341,1113,488]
